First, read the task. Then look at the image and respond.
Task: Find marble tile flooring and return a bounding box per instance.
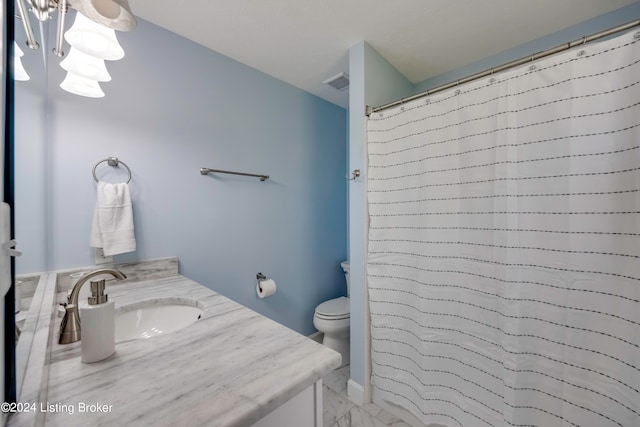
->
[322,365,412,427]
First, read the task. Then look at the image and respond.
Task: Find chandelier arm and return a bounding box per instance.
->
[15,0,40,49]
[52,0,67,57]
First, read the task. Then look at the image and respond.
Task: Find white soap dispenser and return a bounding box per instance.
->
[80,279,115,363]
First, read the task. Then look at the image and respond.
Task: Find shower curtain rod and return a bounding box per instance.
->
[368,18,640,115]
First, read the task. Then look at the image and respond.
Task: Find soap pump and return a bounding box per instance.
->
[80,279,115,363]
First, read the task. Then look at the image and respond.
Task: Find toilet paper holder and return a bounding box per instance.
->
[256,273,267,292]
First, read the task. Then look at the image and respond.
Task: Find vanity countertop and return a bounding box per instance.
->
[18,273,341,426]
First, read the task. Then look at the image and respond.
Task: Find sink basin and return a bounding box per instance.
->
[115,299,204,342]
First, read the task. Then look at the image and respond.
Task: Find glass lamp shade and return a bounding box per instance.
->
[60,72,105,98]
[13,41,25,58]
[70,0,137,32]
[64,12,124,61]
[13,42,30,81]
[61,48,112,81]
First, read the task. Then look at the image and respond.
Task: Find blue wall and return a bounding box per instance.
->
[15,15,348,336]
[348,42,413,389]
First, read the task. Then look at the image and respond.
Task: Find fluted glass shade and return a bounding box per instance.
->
[12,42,30,81]
[65,12,124,60]
[70,0,137,31]
[60,72,105,98]
[61,48,112,81]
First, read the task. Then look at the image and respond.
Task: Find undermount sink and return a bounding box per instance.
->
[115,299,204,343]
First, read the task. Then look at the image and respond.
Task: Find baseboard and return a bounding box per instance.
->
[347,379,365,406]
[308,331,323,344]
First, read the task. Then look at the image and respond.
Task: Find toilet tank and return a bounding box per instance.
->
[340,261,350,297]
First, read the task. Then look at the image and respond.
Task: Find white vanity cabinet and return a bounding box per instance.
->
[252,380,322,427]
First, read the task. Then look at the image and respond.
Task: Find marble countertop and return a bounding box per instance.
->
[11,262,341,426]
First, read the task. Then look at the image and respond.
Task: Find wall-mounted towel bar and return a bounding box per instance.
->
[93,157,132,183]
[200,167,269,182]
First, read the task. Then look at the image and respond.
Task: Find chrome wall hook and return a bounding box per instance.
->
[347,169,361,181]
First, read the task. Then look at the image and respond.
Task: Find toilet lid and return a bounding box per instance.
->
[315,296,350,319]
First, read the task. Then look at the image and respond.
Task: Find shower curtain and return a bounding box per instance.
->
[367,29,640,427]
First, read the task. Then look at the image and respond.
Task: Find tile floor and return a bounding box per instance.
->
[322,365,412,427]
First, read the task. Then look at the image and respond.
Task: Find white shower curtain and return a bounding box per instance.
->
[367,29,640,427]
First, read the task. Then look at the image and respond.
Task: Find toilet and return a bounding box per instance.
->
[313,261,350,367]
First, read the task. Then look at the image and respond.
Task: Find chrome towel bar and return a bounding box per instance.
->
[200,167,269,182]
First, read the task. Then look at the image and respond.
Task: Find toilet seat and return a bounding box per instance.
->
[315,297,349,320]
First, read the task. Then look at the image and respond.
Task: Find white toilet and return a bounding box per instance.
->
[313,261,350,367]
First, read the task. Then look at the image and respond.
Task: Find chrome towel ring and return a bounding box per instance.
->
[92,157,132,184]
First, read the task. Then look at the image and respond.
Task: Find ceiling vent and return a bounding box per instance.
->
[323,72,349,91]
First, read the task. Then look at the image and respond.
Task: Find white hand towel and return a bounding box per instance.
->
[90,181,136,256]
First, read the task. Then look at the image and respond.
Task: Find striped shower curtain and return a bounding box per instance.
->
[367,29,640,427]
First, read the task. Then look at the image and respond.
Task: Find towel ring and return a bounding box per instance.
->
[92,157,132,184]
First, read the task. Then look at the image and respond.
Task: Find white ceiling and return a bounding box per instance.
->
[131,0,638,108]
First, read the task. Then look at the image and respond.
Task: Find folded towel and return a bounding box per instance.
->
[90,181,136,256]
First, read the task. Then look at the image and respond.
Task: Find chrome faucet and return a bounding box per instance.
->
[59,268,126,344]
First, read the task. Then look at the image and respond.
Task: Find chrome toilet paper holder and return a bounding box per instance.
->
[256,273,267,292]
